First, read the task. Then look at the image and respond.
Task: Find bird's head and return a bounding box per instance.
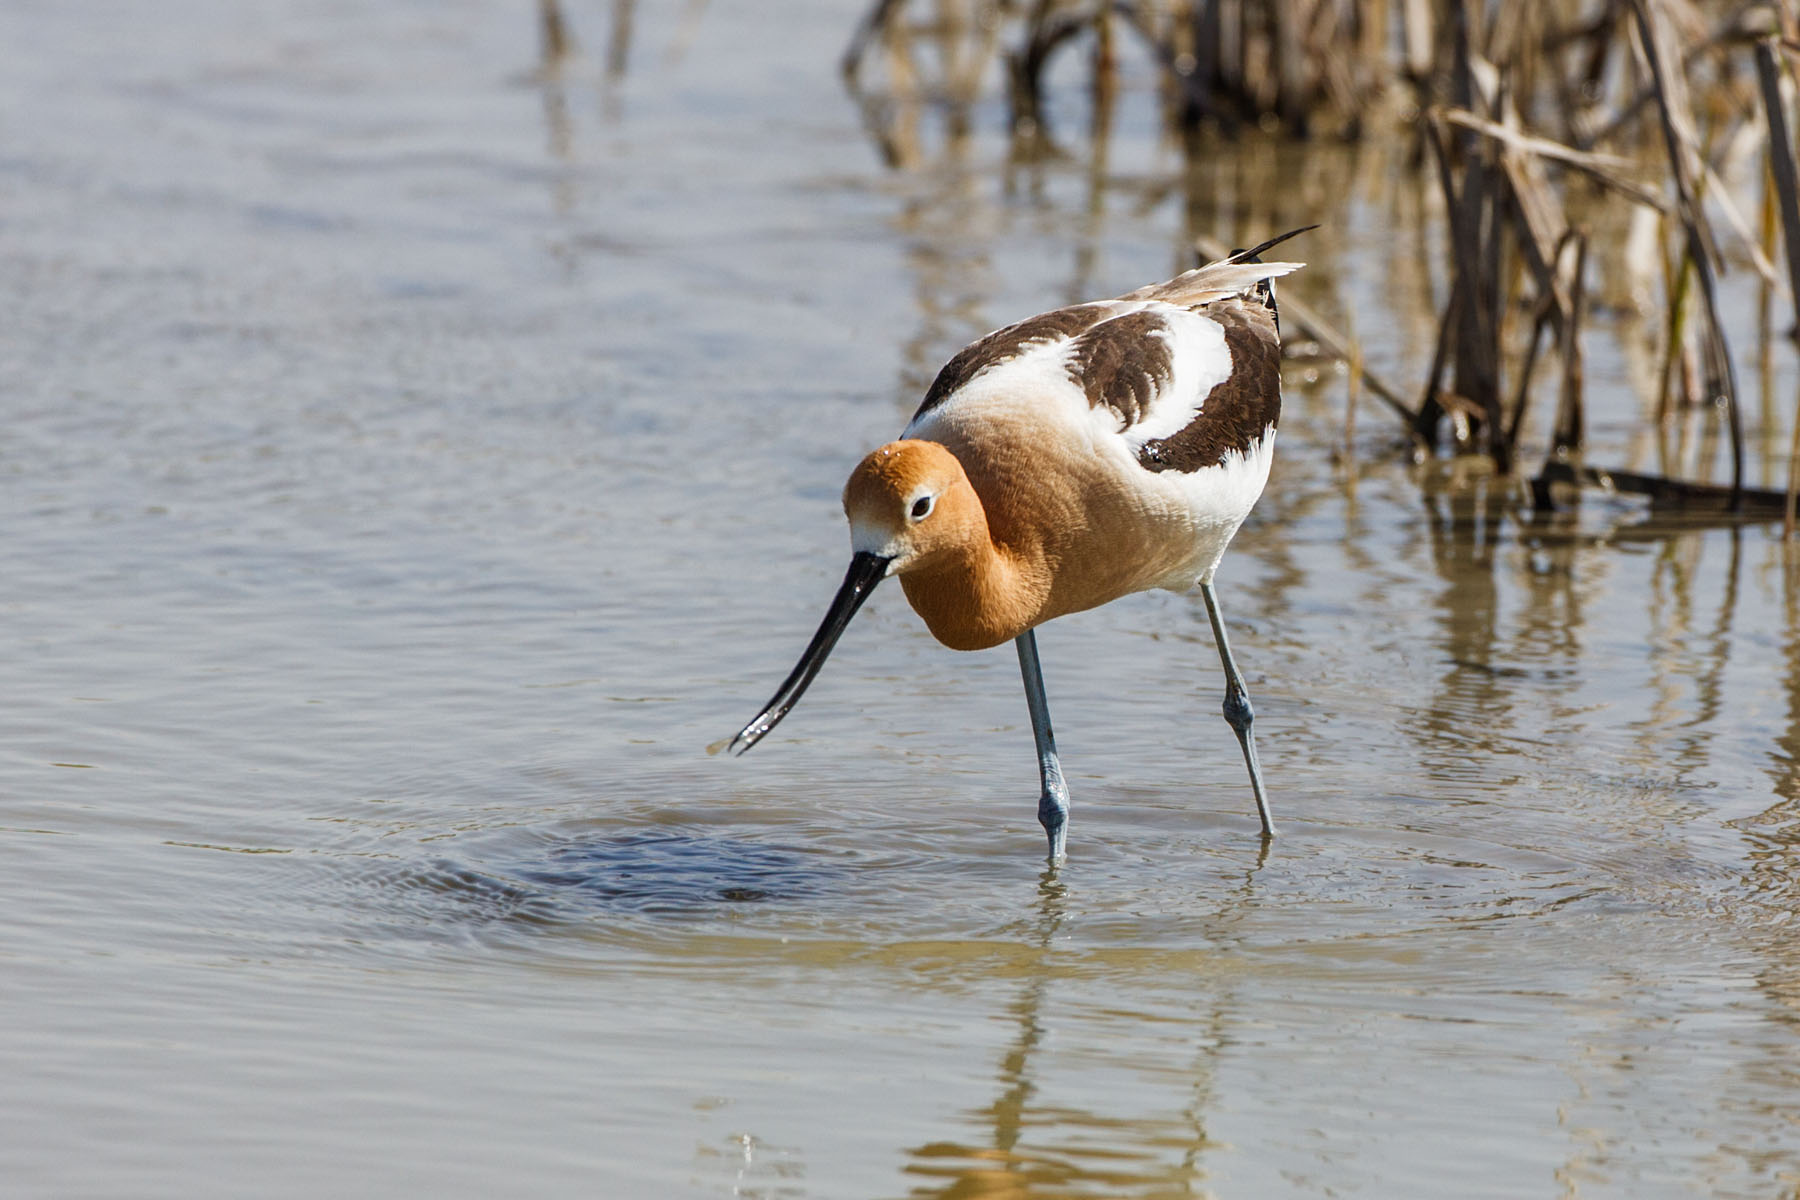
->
[841,440,978,577]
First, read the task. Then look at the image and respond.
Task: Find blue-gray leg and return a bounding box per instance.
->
[1200,580,1276,838]
[1014,629,1070,862]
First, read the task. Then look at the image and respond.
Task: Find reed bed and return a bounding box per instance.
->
[839,0,1800,522]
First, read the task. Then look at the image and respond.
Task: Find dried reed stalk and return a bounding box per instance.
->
[1757,35,1800,330]
[1438,107,1667,211]
[1552,232,1590,456]
[1631,0,1744,509]
[1536,461,1793,518]
[1756,33,1800,535]
[1506,229,1576,453]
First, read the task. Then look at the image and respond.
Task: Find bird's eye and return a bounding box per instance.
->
[910,495,934,521]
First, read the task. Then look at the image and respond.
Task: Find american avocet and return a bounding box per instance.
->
[725,228,1312,861]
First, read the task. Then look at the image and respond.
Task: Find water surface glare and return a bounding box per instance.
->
[5,2,1800,1198]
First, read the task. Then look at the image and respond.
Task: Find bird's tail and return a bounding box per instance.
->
[1229,226,1317,330]
[1122,224,1316,310]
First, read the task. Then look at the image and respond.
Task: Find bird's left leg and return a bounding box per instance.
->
[1014,629,1070,862]
[1200,579,1276,838]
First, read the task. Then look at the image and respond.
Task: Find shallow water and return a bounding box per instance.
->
[6,2,1800,1197]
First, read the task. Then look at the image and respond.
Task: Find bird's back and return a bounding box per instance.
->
[899,254,1297,624]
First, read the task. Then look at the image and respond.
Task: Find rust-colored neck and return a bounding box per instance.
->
[898,530,1048,652]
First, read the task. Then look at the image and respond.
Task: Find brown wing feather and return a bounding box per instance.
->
[1134,296,1282,474]
[1064,309,1174,428]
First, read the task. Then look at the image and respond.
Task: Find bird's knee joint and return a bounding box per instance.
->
[1222,688,1255,731]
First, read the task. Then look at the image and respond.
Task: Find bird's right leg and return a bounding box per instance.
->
[1200,580,1276,838]
[1014,629,1070,862]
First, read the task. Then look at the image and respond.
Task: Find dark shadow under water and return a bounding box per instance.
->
[369,826,853,931]
[499,827,845,913]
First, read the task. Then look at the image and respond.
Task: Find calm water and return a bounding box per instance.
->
[6,2,1800,1197]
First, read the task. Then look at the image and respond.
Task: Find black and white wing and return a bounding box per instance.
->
[903,255,1298,475]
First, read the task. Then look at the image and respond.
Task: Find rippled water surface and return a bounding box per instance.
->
[7,3,1800,1197]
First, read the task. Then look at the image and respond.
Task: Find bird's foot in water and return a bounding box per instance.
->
[1038,792,1068,864]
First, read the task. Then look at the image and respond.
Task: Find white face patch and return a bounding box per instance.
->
[847,487,936,561]
[848,513,902,560]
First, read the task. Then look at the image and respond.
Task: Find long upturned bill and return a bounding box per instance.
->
[724,551,891,755]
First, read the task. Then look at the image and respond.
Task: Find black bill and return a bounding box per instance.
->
[724,551,892,755]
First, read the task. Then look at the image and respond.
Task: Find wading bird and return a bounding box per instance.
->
[724,229,1311,861]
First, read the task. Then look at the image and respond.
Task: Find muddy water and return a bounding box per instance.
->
[5,2,1800,1197]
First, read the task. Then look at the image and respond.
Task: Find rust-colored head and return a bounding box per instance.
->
[841,440,981,576]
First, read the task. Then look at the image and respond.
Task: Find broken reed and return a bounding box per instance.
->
[844,0,1800,514]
